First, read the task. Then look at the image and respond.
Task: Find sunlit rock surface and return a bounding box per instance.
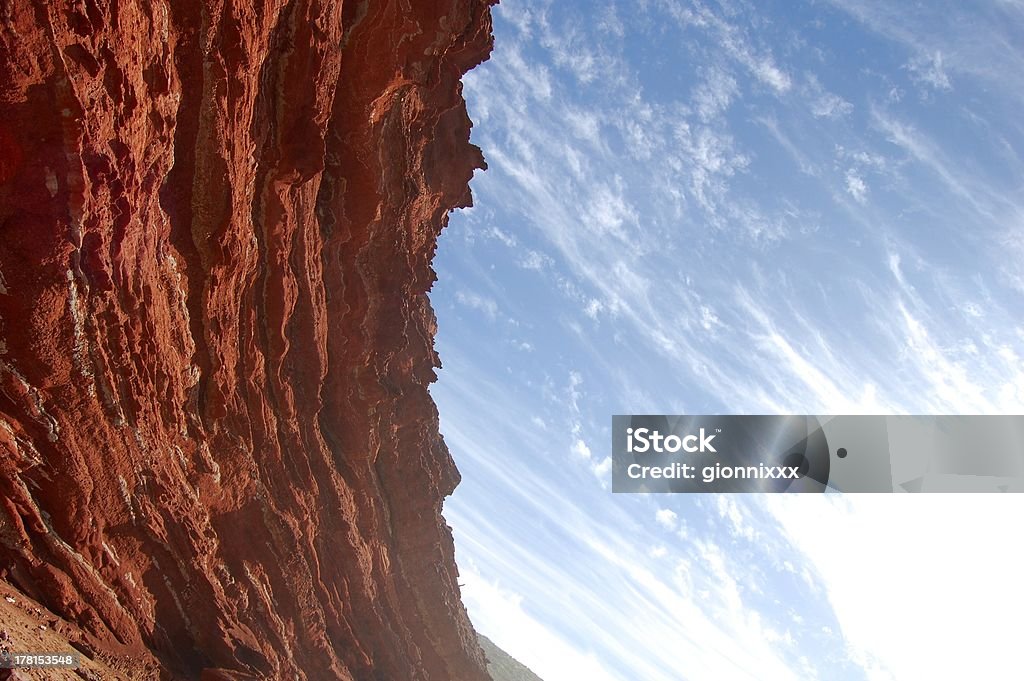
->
[0,0,495,678]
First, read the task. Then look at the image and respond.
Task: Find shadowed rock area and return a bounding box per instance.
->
[0,0,496,678]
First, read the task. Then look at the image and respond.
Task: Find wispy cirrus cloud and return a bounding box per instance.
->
[823,0,1024,102]
[432,2,1024,680]
[905,50,952,92]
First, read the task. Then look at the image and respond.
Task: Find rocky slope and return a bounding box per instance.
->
[479,635,545,681]
[0,0,495,678]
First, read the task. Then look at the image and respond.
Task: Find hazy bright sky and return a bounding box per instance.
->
[429,1,1024,679]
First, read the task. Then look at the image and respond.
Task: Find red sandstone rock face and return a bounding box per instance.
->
[0,1,495,678]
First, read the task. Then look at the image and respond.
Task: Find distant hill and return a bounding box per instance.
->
[479,634,546,681]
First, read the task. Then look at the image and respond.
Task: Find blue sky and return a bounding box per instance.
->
[428,1,1024,679]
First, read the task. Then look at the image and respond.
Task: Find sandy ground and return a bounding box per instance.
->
[0,579,154,680]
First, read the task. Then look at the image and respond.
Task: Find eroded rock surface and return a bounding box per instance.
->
[0,0,495,678]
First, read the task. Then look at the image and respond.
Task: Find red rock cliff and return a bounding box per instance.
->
[0,0,495,678]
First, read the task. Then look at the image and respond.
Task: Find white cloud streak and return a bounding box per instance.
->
[434,3,1024,680]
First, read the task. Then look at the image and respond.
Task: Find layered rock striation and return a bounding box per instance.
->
[0,0,495,678]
